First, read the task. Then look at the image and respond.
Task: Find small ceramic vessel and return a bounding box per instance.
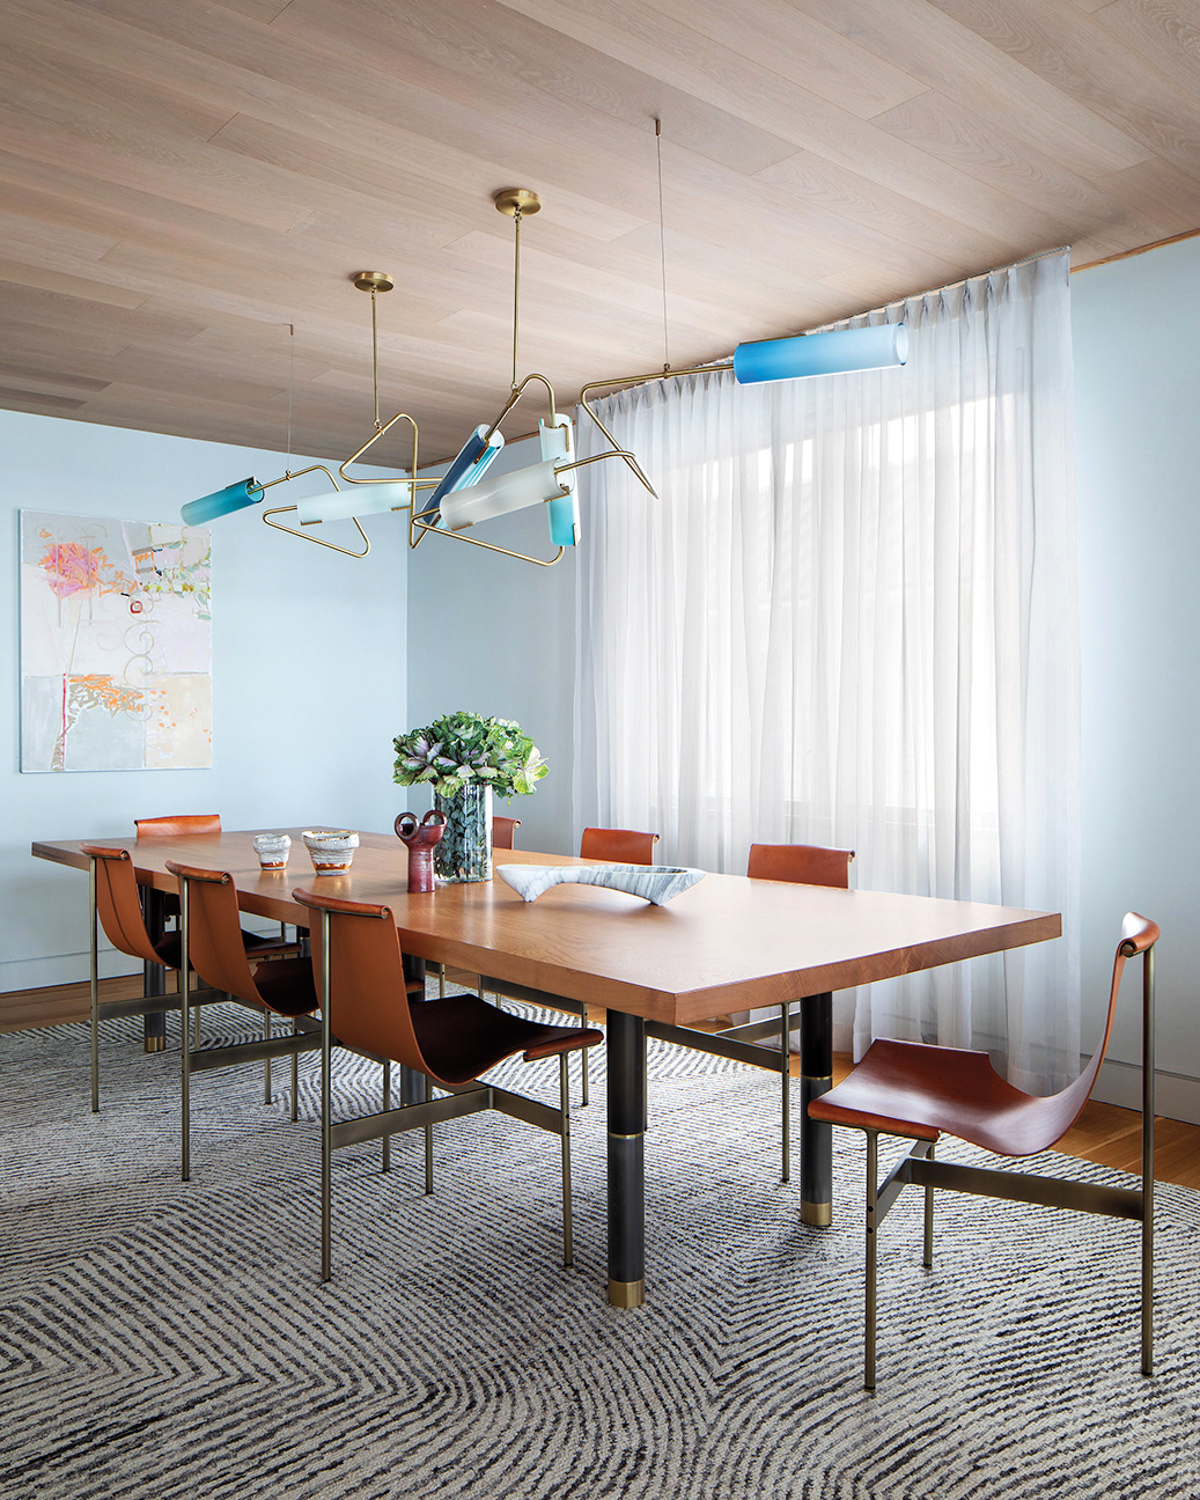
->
[302,829,359,875]
[252,833,291,870]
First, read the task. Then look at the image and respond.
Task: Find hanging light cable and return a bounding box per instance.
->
[577,118,908,474]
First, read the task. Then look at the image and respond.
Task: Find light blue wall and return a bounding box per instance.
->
[1073,237,1200,1116]
[3,412,407,990]
[404,435,577,856]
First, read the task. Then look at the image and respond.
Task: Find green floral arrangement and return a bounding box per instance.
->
[393,710,548,798]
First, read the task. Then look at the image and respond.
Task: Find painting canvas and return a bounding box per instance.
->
[20,511,212,772]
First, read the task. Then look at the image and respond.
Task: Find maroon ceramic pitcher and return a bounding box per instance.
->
[394,809,446,893]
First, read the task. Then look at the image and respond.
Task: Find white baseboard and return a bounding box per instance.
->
[1092,1057,1200,1127]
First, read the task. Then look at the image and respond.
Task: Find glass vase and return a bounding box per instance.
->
[433,784,493,883]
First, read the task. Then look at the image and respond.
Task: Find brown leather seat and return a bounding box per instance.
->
[492,816,521,850]
[747,842,855,890]
[164,859,323,1180]
[136,813,222,839]
[809,911,1160,1388]
[293,883,603,1280]
[136,814,222,920]
[580,826,660,864]
[80,844,297,1112]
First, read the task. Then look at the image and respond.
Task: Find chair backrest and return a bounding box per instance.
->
[580,827,660,865]
[747,843,855,889]
[1050,910,1160,1126]
[492,816,521,850]
[164,860,263,1010]
[292,886,429,1075]
[136,814,221,839]
[81,844,163,967]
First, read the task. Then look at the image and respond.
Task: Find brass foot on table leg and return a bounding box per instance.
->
[801,1200,832,1227]
[144,1035,167,1054]
[607,1278,645,1309]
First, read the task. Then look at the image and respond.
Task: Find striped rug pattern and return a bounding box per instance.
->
[2,1005,1199,1499]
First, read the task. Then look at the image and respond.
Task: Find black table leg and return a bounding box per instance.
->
[607,1008,647,1308]
[142,887,168,1053]
[399,954,427,1106]
[800,991,833,1226]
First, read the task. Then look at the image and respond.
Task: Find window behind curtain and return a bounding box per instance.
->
[574,253,1079,1093]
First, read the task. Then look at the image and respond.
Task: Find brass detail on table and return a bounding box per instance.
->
[608,1278,645,1309]
[801,1200,832,1228]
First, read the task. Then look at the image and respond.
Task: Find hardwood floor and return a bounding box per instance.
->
[5,977,1198,1191]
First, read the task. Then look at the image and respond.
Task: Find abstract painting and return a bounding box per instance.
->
[20,511,212,772]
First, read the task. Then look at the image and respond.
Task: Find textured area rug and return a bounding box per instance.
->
[3,1006,1200,1500]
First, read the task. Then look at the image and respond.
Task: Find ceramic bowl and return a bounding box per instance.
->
[301,829,359,875]
[252,832,291,870]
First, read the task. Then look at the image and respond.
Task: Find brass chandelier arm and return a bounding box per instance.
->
[337,410,435,502]
[577,361,736,500]
[256,462,372,556]
[246,461,341,500]
[408,510,565,568]
[262,505,372,558]
[483,371,559,443]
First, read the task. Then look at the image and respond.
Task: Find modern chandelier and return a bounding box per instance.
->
[180,139,909,566]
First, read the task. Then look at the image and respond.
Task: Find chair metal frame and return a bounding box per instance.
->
[172,861,321,1181]
[295,887,593,1281]
[83,844,233,1112]
[813,913,1158,1388]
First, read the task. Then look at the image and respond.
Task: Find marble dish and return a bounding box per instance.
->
[497,862,705,907]
[301,829,359,875]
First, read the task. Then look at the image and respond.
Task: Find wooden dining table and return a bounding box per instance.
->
[32,827,1061,1307]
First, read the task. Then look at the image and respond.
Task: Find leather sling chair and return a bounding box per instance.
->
[579,827,660,864]
[137,814,299,1053]
[809,911,1160,1389]
[292,884,603,1281]
[135,813,221,923]
[639,843,855,1184]
[166,859,330,1181]
[81,844,295,1114]
[492,816,521,850]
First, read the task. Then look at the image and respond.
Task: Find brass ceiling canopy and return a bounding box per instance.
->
[494,188,541,218]
[351,270,395,293]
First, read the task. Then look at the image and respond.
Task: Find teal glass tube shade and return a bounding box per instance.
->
[538,414,579,547]
[296,481,412,524]
[732,323,908,385]
[180,477,261,526]
[417,424,505,524]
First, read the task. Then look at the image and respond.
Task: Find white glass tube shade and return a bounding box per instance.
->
[733,323,908,384]
[295,481,413,524]
[439,459,568,532]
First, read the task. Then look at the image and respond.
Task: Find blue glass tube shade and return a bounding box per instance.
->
[539,415,579,548]
[295,481,413,524]
[732,323,908,385]
[180,477,261,527]
[416,424,505,525]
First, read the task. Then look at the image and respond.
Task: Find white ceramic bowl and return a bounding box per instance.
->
[301,829,359,875]
[252,832,291,870]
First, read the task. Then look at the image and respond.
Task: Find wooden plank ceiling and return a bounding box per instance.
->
[0,0,1197,466]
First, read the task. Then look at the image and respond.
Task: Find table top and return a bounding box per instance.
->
[32,829,1061,1026]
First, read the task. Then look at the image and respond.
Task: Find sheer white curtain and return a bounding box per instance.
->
[574,252,1080,1093]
